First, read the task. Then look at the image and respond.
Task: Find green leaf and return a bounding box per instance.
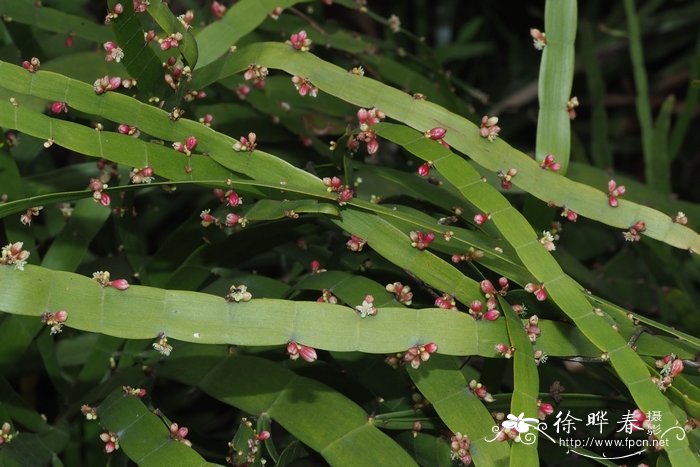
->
[159,348,418,467]
[97,389,220,466]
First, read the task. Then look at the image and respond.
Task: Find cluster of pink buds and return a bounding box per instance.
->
[269,6,283,19]
[122,385,147,398]
[654,354,684,391]
[0,422,14,446]
[22,57,41,73]
[469,380,495,402]
[323,176,343,192]
[291,76,318,97]
[100,432,120,453]
[225,284,252,303]
[482,277,509,298]
[159,32,184,51]
[355,295,377,318]
[152,333,172,356]
[495,343,514,359]
[243,64,269,89]
[49,101,68,114]
[468,299,500,321]
[41,310,68,335]
[435,293,456,310]
[129,166,154,184]
[540,154,561,171]
[172,136,198,156]
[317,289,338,304]
[623,220,646,242]
[560,207,578,222]
[417,161,432,177]
[356,107,385,154]
[169,423,192,447]
[524,282,547,301]
[286,30,312,51]
[497,168,518,189]
[566,97,579,120]
[607,179,626,207]
[20,206,43,226]
[88,178,111,206]
[336,186,354,205]
[537,400,554,420]
[103,2,124,23]
[1,242,30,270]
[386,282,413,305]
[449,432,472,465]
[474,212,491,225]
[451,247,485,264]
[92,271,130,290]
[409,230,435,250]
[144,29,157,43]
[211,1,226,18]
[93,75,122,95]
[403,343,438,369]
[163,56,192,91]
[346,234,366,252]
[524,315,541,342]
[81,405,97,420]
[207,188,246,228]
[199,113,214,126]
[232,132,257,152]
[479,116,500,142]
[103,41,124,63]
[118,124,140,137]
[133,0,149,13]
[183,89,206,102]
[530,28,547,50]
[287,341,318,362]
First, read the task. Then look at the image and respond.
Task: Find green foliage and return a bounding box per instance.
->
[0,1,699,466]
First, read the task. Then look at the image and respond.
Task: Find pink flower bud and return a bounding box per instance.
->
[474,213,489,225]
[50,101,67,114]
[483,309,500,321]
[113,3,124,14]
[185,136,197,152]
[469,300,483,313]
[480,280,496,295]
[366,138,379,155]
[54,310,68,322]
[498,277,509,290]
[257,431,271,441]
[225,213,240,227]
[226,191,241,207]
[417,163,431,177]
[108,76,121,90]
[103,41,117,52]
[495,343,510,353]
[423,342,438,353]
[670,358,684,378]
[534,288,547,302]
[427,127,446,140]
[99,192,111,206]
[110,279,130,290]
[299,345,317,362]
